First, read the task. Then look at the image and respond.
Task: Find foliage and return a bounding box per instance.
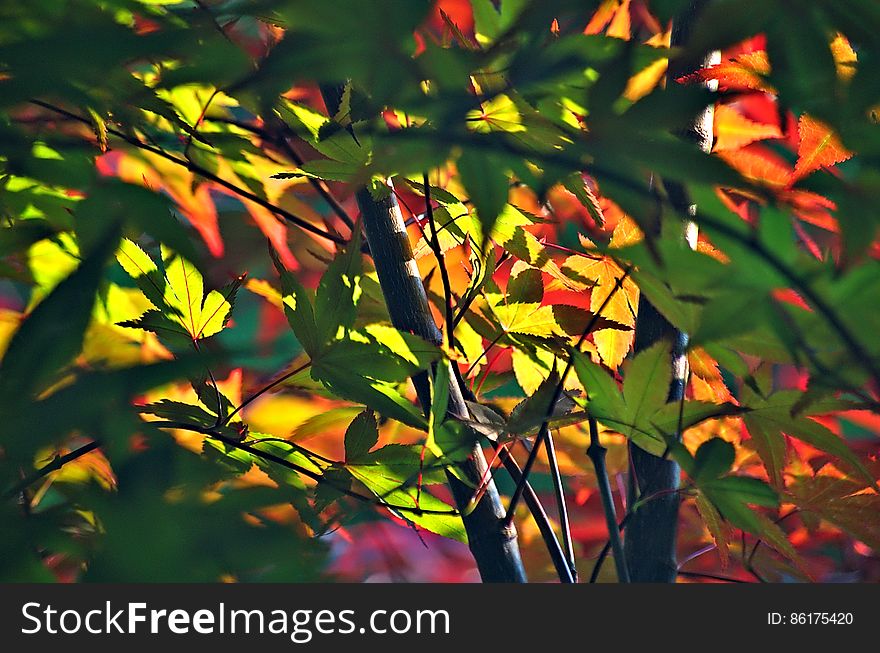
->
[1,0,879,583]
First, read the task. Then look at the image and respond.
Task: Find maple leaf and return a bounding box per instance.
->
[688,347,733,403]
[716,145,791,189]
[791,114,853,184]
[116,241,240,342]
[564,220,641,369]
[789,467,880,551]
[713,104,782,152]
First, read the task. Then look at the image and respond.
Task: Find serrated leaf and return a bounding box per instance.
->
[571,350,627,419]
[694,493,731,569]
[346,462,465,542]
[120,246,238,342]
[791,114,853,183]
[744,390,876,490]
[116,238,165,309]
[139,399,217,426]
[562,250,638,369]
[561,173,605,227]
[743,412,787,488]
[622,342,672,445]
[713,104,782,152]
[789,472,880,550]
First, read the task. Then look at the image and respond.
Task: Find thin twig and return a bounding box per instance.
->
[30,100,346,245]
[223,360,312,425]
[3,441,101,499]
[677,570,749,583]
[423,173,455,345]
[545,427,577,580]
[151,420,459,516]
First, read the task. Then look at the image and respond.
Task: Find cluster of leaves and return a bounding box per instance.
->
[1,0,879,583]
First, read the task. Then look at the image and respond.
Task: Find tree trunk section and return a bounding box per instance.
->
[623,0,718,583]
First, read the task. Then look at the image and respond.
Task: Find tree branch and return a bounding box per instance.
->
[3,441,101,499]
[587,416,630,582]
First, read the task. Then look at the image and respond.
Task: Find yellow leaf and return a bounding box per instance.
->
[624,57,668,102]
[563,219,641,369]
[830,33,857,81]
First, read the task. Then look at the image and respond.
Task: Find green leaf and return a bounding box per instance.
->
[270,246,320,356]
[116,238,165,309]
[705,476,779,510]
[471,0,501,44]
[561,173,605,227]
[571,350,626,418]
[0,224,118,403]
[692,438,736,483]
[344,410,379,461]
[346,462,466,542]
[118,245,239,342]
[139,399,217,427]
[744,389,877,490]
[202,438,253,476]
[694,493,731,569]
[312,360,427,430]
[319,337,422,383]
[742,412,787,488]
[457,150,509,242]
[620,342,672,450]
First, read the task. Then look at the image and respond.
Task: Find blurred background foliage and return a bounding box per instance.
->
[0,0,879,582]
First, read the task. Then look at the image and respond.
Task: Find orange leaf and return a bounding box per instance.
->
[178,184,223,258]
[717,145,792,188]
[688,347,733,403]
[606,0,631,40]
[584,0,620,35]
[791,114,853,183]
[780,189,838,232]
[713,104,781,152]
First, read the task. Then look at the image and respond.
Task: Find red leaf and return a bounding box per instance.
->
[791,114,853,184]
[680,51,771,92]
